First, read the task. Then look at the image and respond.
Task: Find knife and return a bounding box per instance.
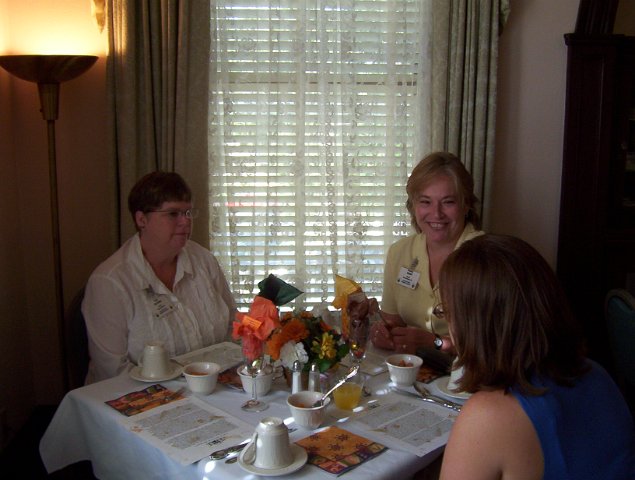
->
[208,442,249,460]
[390,386,462,412]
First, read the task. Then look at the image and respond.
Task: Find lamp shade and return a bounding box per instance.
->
[0,54,98,84]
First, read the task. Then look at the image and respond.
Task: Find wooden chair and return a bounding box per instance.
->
[63,287,89,391]
[605,289,635,410]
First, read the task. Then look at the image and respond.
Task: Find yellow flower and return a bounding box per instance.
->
[312,332,337,360]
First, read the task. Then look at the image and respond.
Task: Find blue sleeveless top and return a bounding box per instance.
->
[512,360,635,479]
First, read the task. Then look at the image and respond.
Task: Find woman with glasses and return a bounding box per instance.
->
[371,152,483,355]
[438,234,634,479]
[82,171,236,383]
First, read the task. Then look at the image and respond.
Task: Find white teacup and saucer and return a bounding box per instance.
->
[130,342,182,382]
[238,416,308,476]
[434,359,471,401]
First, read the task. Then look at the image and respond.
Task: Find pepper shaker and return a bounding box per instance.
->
[291,360,302,394]
[308,362,320,392]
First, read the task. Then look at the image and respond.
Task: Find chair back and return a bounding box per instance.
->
[605,289,635,403]
[64,287,89,391]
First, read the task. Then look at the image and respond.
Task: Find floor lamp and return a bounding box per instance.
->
[0,55,98,392]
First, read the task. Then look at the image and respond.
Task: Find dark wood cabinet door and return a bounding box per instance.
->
[557,34,635,367]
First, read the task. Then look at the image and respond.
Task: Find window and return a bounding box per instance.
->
[208,0,429,309]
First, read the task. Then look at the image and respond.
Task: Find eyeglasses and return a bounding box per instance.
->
[148,208,199,220]
[432,303,444,318]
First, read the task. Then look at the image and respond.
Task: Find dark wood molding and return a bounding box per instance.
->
[575,0,619,34]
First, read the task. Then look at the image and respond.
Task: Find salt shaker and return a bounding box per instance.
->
[308,362,320,392]
[291,360,302,394]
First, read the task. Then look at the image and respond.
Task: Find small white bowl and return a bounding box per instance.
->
[386,354,423,386]
[183,361,220,395]
[287,391,331,430]
[237,365,274,397]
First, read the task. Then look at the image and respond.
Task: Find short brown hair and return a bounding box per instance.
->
[128,171,192,224]
[439,234,587,395]
[405,152,480,232]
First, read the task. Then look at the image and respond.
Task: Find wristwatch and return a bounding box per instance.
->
[433,334,443,350]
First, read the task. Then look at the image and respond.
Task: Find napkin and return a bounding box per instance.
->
[105,384,185,416]
[257,273,303,306]
[296,426,387,475]
[332,275,363,339]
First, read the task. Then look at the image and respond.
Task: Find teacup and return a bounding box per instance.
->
[287,391,330,429]
[239,416,293,470]
[237,364,274,397]
[386,353,423,386]
[139,342,170,379]
[184,362,220,395]
[447,360,464,393]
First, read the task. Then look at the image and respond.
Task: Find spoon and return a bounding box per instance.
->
[311,364,360,407]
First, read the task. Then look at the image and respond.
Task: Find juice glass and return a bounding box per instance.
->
[333,382,363,409]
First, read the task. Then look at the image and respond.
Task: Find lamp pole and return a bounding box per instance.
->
[0,55,97,392]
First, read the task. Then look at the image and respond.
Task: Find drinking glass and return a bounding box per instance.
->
[332,369,365,410]
[348,317,370,364]
[241,357,269,412]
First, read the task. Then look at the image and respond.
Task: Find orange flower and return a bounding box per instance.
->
[266,318,309,360]
[232,296,280,342]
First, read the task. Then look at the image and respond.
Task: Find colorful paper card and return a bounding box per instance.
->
[296,425,387,475]
[105,384,184,416]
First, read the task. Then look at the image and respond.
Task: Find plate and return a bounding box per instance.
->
[433,376,471,400]
[237,444,308,477]
[129,362,183,382]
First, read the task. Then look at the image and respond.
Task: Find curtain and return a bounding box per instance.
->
[208,0,509,308]
[106,0,210,244]
[430,0,510,229]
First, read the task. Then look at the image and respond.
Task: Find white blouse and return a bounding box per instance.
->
[82,234,236,384]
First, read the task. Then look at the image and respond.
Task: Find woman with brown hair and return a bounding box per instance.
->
[438,234,634,479]
[83,171,236,383]
[372,151,483,355]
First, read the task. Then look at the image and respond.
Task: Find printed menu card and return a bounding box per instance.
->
[116,395,253,465]
[350,396,457,457]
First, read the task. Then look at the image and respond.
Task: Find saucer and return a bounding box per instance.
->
[434,376,471,400]
[237,444,308,477]
[129,362,183,382]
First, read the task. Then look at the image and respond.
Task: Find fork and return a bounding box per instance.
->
[414,383,462,412]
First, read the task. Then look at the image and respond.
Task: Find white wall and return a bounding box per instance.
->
[491,0,580,266]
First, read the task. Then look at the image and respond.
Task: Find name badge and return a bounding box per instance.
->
[396,267,420,290]
[147,289,176,319]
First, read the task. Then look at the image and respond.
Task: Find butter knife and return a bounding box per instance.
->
[208,442,249,460]
[390,386,462,412]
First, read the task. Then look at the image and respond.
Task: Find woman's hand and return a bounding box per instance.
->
[370,321,395,350]
[370,311,405,350]
[390,326,438,354]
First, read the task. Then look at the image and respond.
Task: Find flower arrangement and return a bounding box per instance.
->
[266,310,350,372]
[232,274,302,362]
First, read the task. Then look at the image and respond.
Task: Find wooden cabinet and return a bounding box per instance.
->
[557,34,635,367]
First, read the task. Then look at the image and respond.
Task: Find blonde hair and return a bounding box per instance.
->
[405,152,480,232]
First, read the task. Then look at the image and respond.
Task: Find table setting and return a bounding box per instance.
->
[40,275,468,479]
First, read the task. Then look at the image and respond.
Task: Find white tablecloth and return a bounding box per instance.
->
[40,357,450,479]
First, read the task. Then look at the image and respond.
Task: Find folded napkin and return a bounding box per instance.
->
[105,384,185,416]
[296,425,387,475]
[257,273,303,306]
